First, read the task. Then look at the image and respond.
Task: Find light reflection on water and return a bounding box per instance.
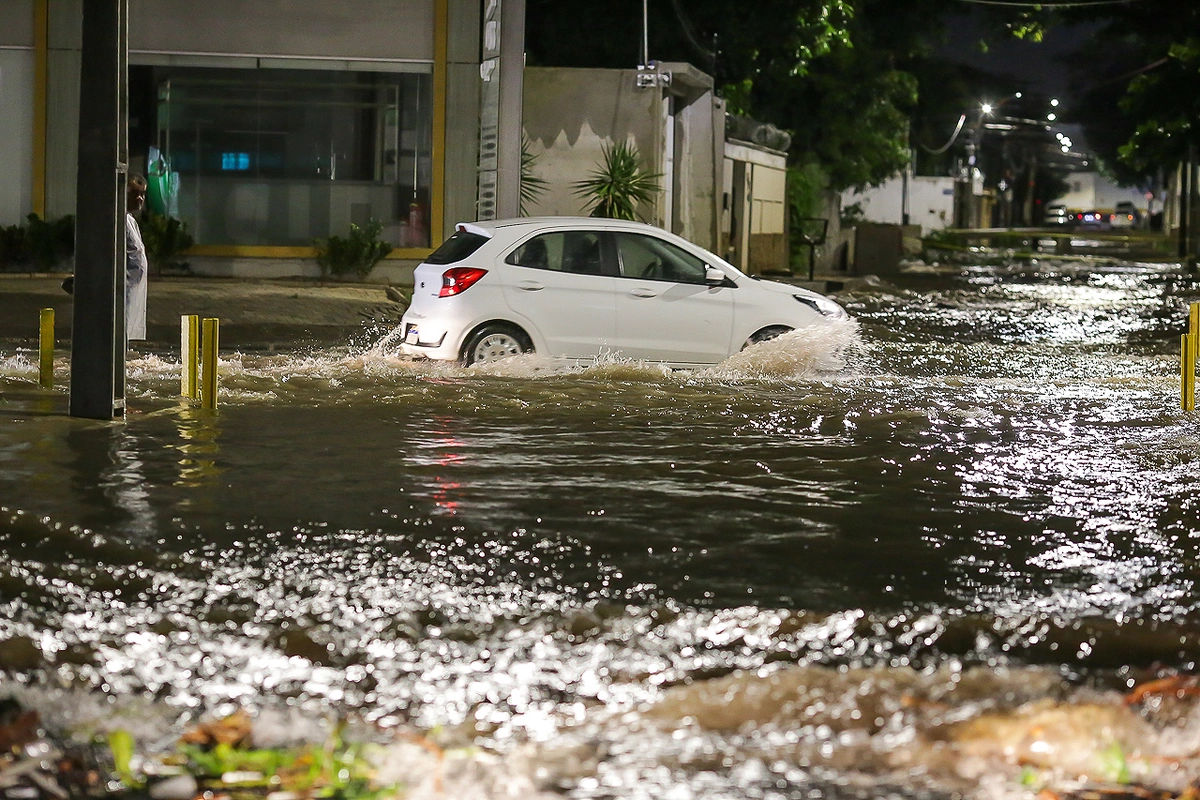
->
[3,262,1200,796]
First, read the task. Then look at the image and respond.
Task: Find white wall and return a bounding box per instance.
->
[0,49,34,226]
[842,173,955,235]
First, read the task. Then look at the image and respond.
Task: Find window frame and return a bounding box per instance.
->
[612,231,712,286]
[502,228,621,278]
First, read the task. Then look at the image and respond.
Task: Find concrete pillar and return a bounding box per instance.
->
[494,0,524,219]
[69,0,126,420]
[477,0,524,220]
[442,0,480,233]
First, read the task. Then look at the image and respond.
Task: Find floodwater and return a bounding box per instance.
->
[3,260,1200,798]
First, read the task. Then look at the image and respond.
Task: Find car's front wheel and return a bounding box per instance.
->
[461,323,534,365]
[743,325,793,349]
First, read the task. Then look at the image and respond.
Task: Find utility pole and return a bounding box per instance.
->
[1180,145,1194,265]
[69,0,128,420]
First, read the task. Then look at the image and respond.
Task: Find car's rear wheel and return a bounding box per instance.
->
[461,323,534,365]
[743,325,793,349]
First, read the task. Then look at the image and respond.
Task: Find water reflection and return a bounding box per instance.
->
[410,415,467,515]
[167,405,223,491]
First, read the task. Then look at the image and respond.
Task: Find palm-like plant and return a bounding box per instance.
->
[573,140,661,221]
[520,135,548,216]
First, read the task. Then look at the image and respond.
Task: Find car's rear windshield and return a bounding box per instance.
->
[426,231,489,265]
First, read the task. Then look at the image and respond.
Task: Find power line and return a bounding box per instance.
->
[957,0,1148,7]
[922,114,968,154]
[669,0,714,58]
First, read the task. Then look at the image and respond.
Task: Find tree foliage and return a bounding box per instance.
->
[1119,37,1200,173]
[526,0,944,191]
[1062,0,1200,181]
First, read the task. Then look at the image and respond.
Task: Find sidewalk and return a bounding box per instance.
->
[0,274,407,348]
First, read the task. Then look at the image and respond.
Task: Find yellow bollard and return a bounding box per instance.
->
[1186,301,1200,412]
[181,314,200,399]
[1185,333,1197,412]
[201,317,219,410]
[38,308,54,389]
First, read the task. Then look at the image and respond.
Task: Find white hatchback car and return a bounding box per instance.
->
[400,217,848,367]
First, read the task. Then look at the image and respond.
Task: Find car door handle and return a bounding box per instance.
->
[516,281,545,291]
[630,288,658,298]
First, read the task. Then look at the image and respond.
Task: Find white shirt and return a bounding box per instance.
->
[125,213,148,340]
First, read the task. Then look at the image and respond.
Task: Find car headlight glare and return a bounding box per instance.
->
[794,294,846,318]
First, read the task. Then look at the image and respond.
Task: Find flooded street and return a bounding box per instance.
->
[3,261,1200,798]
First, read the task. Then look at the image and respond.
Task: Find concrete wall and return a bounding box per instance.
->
[128,0,433,63]
[666,64,718,248]
[45,0,81,221]
[521,65,721,252]
[854,222,921,276]
[0,1,35,225]
[0,1,33,47]
[521,67,661,219]
[722,140,787,273]
[842,173,956,236]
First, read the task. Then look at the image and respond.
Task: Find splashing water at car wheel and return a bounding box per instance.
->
[744,325,793,348]
[463,323,533,365]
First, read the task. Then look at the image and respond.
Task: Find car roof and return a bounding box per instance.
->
[455,217,669,237]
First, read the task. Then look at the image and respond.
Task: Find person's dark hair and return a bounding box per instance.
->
[128,174,147,190]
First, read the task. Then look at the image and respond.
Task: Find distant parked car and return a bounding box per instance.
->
[1045,205,1072,227]
[1111,201,1140,229]
[400,217,849,367]
[1077,210,1111,230]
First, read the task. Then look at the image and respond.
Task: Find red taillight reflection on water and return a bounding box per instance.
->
[439,267,488,297]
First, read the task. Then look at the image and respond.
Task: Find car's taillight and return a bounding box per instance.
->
[439,267,487,297]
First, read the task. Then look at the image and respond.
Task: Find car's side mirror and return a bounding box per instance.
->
[705,266,727,285]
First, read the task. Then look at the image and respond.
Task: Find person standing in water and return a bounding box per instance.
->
[60,174,152,343]
[125,174,149,341]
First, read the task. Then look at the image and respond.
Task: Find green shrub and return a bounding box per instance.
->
[0,214,74,271]
[0,222,29,269]
[840,201,866,227]
[314,219,394,279]
[140,210,194,272]
[788,161,827,222]
[26,213,75,270]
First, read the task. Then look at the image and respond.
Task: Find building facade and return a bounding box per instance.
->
[2,0,488,278]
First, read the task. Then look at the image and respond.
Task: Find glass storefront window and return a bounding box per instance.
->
[146,66,432,249]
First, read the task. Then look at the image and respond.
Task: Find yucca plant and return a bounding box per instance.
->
[573,140,661,221]
[519,135,548,216]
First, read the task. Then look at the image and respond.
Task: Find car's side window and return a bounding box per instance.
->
[505,231,605,276]
[614,233,708,284]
